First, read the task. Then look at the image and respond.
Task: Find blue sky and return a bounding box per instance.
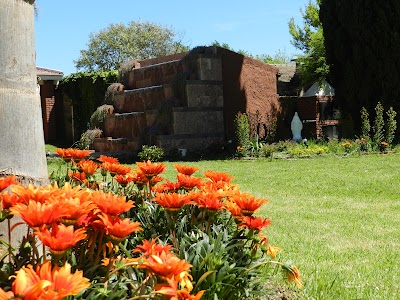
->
[35,0,307,76]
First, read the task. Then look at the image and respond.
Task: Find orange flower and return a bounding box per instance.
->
[193,192,224,211]
[56,148,91,162]
[239,216,272,231]
[94,213,142,243]
[59,196,95,226]
[0,192,23,209]
[102,162,132,176]
[133,238,173,256]
[266,244,281,259]
[152,180,181,193]
[130,170,149,185]
[36,261,90,299]
[10,200,66,228]
[35,223,87,255]
[231,192,268,216]
[140,251,192,280]
[68,171,87,183]
[153,193,192,212]
[11,184,59,204]
[91,190,134,215]
[177,173,203,190]
[136,160,166,178]
[114,174,135,186]
[284,265,303,288]
[0,175,20,192]
[9,264,50,300]
[174,164,200,176]
[223,201,243,218]
[154,278,205,300]
[98,155,119,164]
[77,159,98,175]
[204,170,234,183]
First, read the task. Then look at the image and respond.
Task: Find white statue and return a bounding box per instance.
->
[291,112,303,141]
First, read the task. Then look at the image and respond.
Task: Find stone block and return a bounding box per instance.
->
[172,108,224,135]
[196,57,222,81]
[155,134,225,152]
[186,81,223,107]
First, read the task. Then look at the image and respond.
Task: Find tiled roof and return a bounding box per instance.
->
[36,67,63,76]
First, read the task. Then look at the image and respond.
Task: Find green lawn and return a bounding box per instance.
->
[47,153,400,299]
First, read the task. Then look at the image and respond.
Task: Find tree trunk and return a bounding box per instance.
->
[0,0,47,253]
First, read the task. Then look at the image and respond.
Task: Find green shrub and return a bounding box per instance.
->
[79,128,102,149]
[234,112,251,150]
[385,106,397,147]
[137,145,164,161]
[89,104,114,129]
[373,102,385,147]
[360,106,371,140]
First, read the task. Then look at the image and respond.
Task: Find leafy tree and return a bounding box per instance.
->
[75,21,189,71]
[289,0,329,85]
[320,0,400,128]
[211,41,291,64]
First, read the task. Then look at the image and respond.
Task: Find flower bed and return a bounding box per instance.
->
[0,148,301,299]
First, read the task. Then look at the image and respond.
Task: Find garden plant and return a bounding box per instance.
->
[0,148,301,299]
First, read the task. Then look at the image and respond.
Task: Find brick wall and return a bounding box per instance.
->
[217,48,280,140]
[40,80,57,142]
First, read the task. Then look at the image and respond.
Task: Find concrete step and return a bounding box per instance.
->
[104,112,146,139]
[93,137,142,153]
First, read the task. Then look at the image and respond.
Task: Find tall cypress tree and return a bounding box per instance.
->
[320,0,400,131]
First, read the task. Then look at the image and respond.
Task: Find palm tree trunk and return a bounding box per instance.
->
[0,0,47,254]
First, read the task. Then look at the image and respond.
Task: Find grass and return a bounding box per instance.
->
[47,153,400,299]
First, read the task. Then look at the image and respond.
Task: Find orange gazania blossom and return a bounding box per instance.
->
[153,193,192,212]
[173,164,200,176]
[154,278,205,300]
[133,238,173,256]
[59,196,95,226]
[114,174,135,186]
[284,265,303,288]
[266,244,281,259]
[239,216,272,231]
[231,192,268,216]
[193,192,224,211]
[11,184,59,204]
[94,213,142,243]
[77,159,98,175]
[176,173,203,190]
[0,175,20,192]
[136,160,166,178]
[68,171,87,183]
[0,192,23,210]
[152,180,181,193]
[102,162,132,176]
[204,170,234,183]
[35,223,87,255]
[140,251,192,282]
[130,170,149,186]
[91,190,134,215]
[150,175,164,186]
[36,260,90,299]
[98,155,119,164]
[56,148,91,162]
[10,200,66,228]
[6,264,50,300]
[223,201,243,218]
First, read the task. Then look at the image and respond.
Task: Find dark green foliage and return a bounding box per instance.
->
[320,0,400,128]
[386,107,397,145]
[60,71,118,138]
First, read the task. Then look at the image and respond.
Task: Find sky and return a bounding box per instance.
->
[34,0,307,76]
